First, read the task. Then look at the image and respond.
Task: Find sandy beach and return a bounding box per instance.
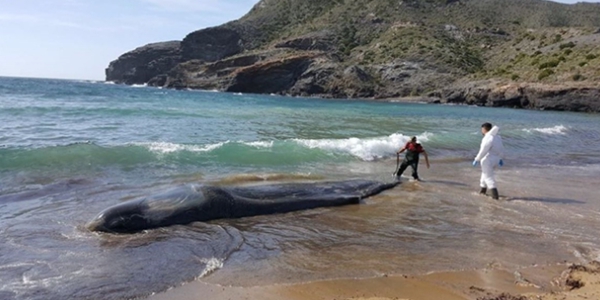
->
[150,160,600,300]
[150,261,600,300]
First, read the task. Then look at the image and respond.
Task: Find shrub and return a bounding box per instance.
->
[559,42,576,50]
[586,54,598,60]
[538,69,554,80]
[511,74,520,80]
[579,61,587,67]
[558,56,566,62]
[572,73,586,81]
[538,59,560,69]
[531,50,542,57]
[494,68,507,75]
[564,49,573,55]
[513,53,526,63]
[553,34,562,43]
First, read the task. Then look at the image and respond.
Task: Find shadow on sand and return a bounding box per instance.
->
[506,197,586,205]
[423,180,469,187]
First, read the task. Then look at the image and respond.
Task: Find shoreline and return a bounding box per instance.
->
[147,161,600,300]
[150,261,600,300]
[108,78,600,113]
[337,81,600,113]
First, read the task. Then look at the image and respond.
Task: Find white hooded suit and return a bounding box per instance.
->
[474,126,505,189]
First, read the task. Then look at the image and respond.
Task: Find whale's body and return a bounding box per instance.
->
[87,179,398,233]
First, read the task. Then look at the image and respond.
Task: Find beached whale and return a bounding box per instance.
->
[87,179,398,233]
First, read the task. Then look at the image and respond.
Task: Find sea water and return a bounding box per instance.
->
[1,77,599,299]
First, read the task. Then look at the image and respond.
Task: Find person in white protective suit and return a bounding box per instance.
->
[472,123,505,200]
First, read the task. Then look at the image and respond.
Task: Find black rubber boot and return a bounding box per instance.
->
[490,188,499,200]
[479,187,487,195]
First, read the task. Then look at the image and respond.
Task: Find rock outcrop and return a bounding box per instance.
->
[429,81,600,112]
[181,26,244,62]
[154,53,267,90]
[227,54,317,94]
[105,41,181,85]
[275,31,335,51]
[371,61,457,99]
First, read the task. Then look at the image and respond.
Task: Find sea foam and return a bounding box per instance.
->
[137,133,432,161]
[523,125,567,135]
[197,258,223,278]
[294,132,432,161]
[141,142,227,154]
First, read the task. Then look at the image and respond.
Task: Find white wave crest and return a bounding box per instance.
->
[141,142,227,154]
[139,140,276,154]
[138,133,431,159]
[197,257,223,278]
[131,83,148,88]
[294,132,432,161]
[523,125,567,135]
[243,141,274,148]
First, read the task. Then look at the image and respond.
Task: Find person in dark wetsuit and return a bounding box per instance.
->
[395,136,430,181]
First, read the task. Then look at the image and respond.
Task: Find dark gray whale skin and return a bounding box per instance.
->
[87,179,398,233]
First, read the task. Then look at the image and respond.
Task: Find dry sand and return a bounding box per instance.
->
[150,261,600,300]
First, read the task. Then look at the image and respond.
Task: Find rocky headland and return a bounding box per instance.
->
[106,0,600,112]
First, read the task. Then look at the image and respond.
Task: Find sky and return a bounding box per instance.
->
[0,0,598,80]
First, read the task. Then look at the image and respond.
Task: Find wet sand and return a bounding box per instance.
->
[151,261,600,300]
[148,159,600,300]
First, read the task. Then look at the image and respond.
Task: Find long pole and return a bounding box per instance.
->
[393,152,399,176]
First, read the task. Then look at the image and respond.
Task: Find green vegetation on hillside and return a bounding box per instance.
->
[229,0,600,84]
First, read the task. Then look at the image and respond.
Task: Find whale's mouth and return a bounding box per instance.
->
[86,217,107,232]
[87,210,152,233]
[87,218,134,233]
[86,213,126,233]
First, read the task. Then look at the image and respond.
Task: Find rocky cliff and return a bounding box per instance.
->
[106,0,600,112]
[427,80,600,112]
[105,41,181,85]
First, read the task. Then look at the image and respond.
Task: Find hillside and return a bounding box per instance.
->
[105,0,600,112]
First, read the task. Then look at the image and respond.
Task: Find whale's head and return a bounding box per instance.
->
[86,201,151,233]
[87,185,209,233]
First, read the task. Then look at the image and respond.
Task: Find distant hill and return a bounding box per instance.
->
[106,0,600,112]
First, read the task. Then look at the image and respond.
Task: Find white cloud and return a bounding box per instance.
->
[0,12,136,32]
[0,13,39,22]
[139,0,236,13]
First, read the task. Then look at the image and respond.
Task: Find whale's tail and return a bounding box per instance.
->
[360,181,399,199]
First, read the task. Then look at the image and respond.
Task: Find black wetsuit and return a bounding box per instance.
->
[396,142,424,180]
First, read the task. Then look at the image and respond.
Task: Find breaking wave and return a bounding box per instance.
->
[0,133,432,171]
[523,125,568,135]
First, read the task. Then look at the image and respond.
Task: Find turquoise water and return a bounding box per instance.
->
[1,77,600,300]
[2,77,599,180]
